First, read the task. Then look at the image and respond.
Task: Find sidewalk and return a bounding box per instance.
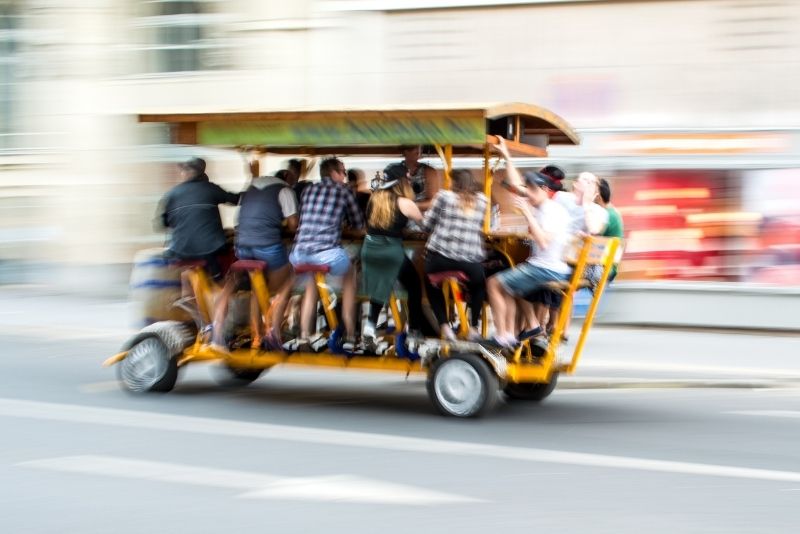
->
[0,287,135,340]
[1,287,798,382]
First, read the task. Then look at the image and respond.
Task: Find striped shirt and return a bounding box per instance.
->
[293,176,365,254]
[422,190,487,262]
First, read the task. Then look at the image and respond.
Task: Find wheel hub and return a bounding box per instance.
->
[121,337,168,392]
[434,359,482,416]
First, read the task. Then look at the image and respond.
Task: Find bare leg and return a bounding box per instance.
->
[534,303,545,327]
[486,276,507,337]
[502,292,519,337]
[265,264,294,337]
[211,275,237,346]
[299,277,318,339]
[341,266,357,338]
[518,300,536,332]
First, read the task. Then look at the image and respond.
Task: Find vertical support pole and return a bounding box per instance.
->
[443,144,453,190]
[389,292,404,332]
[188,269,212,326]
[567,238,620,374]
[249,269,272,348]
[545,237,592,374]
[314,272,339,331]
[483,143,492,234]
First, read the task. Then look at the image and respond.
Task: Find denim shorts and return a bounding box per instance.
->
[236,244,289,270]
[494,262,567,297]
[289,247,351,277]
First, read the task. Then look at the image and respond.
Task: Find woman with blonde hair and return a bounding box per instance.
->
[422,168,488,341]
[360,168,426,351]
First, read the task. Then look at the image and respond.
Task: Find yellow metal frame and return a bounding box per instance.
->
[504,236,622,383]
[247,268,272,348]
[185,267,215,326]
[110,235,618,387]
[434,143,453,190]
[388,291,405,332]
[313,271,339,331]
[565,237,620,373]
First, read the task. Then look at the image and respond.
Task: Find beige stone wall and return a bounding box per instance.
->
[2,0,799,288]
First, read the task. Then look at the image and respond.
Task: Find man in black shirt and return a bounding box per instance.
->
[157,157,240,280]
[383,145,439,211]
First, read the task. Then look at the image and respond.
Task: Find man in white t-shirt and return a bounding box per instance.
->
[486,139,571,348]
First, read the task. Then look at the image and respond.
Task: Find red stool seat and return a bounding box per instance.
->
[230,259,268,272]
[170,259,206,269]
[427,271,469,287]
[294,264,331,275]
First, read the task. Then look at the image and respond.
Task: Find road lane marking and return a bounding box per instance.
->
[728,410,800,419]
[20,455,479,505]
[3,397,800,483]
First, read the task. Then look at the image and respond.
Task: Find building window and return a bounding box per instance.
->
[0,3,21,147]
[136,0,226,73]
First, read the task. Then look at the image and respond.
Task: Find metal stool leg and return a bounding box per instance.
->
[388,291,404,332]
[314,272,339,331]
[247,269,272,349]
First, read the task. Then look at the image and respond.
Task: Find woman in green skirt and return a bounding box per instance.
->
[360,172,425,351]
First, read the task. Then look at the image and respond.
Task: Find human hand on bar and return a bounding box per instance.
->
[492,136,511,159]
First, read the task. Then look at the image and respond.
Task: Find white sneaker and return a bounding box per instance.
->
[362,321,376,340]
[440,325,457,341]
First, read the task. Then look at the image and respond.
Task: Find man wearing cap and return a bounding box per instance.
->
[539,165,566,197]
[383,145,440,212]
[520,169,568,335]
[157,157,241,280]
[486,139,571,348]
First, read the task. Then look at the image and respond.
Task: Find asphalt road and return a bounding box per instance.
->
[1,321,800,534]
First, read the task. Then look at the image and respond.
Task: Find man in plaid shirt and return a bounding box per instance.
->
[290,157,365,348]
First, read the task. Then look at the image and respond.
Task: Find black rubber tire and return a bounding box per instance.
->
[212,365,269,387]
[427,353,499,418]
[117,334,179,393]
[116,321,194,394]
[504,372,559,402]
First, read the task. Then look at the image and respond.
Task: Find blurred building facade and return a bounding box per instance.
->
[1,0,800,294]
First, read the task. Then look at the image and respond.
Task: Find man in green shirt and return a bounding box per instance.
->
[598,178,624,280]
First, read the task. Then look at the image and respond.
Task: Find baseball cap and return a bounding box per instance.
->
[522,170,550,189]
[371,175,399,191]
[382,162,407,182]
[539,165,565,191]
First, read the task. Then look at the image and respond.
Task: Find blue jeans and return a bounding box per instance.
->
[236,243,289,270]
[495,262,567,297]
[289,247,351,277]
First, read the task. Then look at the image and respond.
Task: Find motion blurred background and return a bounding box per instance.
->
[1,0,799,328]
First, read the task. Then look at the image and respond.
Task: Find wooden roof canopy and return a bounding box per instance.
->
[138,103,580,157]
